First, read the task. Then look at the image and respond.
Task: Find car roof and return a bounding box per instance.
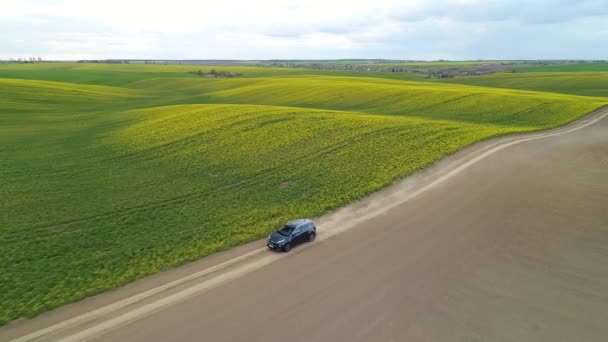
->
[285,219,311,228]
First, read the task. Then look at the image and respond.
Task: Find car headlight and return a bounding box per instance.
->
[277,239,286,244]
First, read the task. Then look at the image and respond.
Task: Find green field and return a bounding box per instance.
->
[513,61,608,72]
[441,71,608,97]
[0,62,426,84]
[369,61,515,70]
[1,63,606,324]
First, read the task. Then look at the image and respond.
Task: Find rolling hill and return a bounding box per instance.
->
[441,72,608,97]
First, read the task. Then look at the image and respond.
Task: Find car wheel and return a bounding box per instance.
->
[308,232,316,242]
[283,243,292,252]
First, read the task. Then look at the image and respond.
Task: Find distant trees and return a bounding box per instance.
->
[189,69,242,77]
[0,57,42,64]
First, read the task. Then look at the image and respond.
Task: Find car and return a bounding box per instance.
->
[267,219,316,252]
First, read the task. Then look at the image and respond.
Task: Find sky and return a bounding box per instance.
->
[1,0,607,60]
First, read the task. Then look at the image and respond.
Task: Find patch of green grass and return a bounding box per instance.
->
[440,72,608,97]
[1,63,606,325]
[0,63,426,86]
[513,62,608,72]
[372,61,515,70]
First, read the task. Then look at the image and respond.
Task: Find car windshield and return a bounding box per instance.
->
[277,225,295,236]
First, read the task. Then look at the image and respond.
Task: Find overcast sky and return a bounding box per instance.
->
[1,0,607,60]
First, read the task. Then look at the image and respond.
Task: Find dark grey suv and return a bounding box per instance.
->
[267,219,316,252]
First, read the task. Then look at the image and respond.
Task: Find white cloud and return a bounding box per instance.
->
[0,0,606,60]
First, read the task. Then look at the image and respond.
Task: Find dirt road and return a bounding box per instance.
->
[3,108,608,342]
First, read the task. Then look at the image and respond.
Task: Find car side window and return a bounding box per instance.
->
[293,227,302,234]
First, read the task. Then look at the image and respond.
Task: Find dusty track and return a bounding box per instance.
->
[2,107,607,342]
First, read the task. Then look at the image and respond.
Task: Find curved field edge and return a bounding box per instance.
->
[126,76,606,128]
